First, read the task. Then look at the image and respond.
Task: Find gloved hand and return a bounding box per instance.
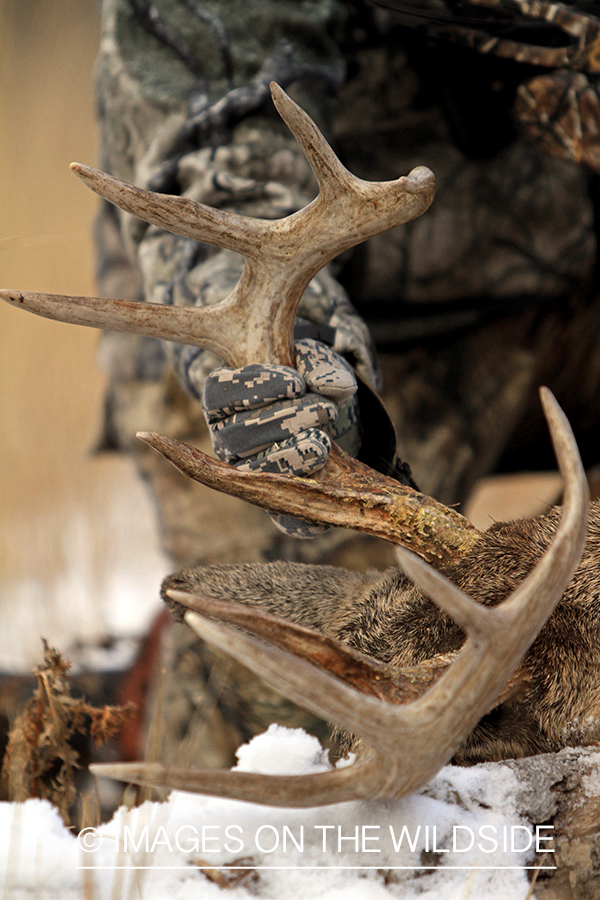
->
[202,339,361,537]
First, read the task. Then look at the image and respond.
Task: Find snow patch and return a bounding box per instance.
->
[0,727,547,900]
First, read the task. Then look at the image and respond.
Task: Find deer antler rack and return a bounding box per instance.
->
[1,83,479,565]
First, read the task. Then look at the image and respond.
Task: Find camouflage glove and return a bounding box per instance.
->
[202,339,361,538]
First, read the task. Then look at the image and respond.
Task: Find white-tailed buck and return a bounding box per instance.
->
[1,85,596,808]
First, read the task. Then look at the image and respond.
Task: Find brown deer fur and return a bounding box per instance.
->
[162,499,600,766]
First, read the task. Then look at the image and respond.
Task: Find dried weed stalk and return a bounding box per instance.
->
[1,640,134,826]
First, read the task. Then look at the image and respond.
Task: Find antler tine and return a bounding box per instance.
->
[496,386,589,629]
[0,290,247,365]
[270,81,434,202]
[89,755,373,809]
[91,389,588,805]
[267,82,351,196]
[69,161,270,257]
[165,590,450,704]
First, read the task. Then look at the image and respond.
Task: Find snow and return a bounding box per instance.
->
[0,725,550,899]
[581,754,600,798]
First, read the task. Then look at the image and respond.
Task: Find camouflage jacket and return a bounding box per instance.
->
[95,0,599,518]
[96,0,594,378]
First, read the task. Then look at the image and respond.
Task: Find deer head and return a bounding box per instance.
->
[1,84,591,806]
[85,390,589,806]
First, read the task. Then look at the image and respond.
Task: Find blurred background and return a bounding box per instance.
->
[0,0,562,676]
[0,0,169,672]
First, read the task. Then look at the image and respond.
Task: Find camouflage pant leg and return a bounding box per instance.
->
[151,620,339,770]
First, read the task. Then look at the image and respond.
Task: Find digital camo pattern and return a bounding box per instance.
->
[294,339,357,404]
[202,364,305,419]
[202,340,360,536]
[203,340,359,456]
[207,392,338,465]
[237,430,332,540]
[267,513,330,540]
[235,428,333,477]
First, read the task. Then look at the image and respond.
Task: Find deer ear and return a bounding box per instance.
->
[161,560,381,633]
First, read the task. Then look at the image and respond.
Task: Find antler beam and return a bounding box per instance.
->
[136,430,478,563]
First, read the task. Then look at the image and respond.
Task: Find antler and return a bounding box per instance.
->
[1,83,478,564]
[90,388,589,805]
[136,430,478,563]
[0,83,434,369]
